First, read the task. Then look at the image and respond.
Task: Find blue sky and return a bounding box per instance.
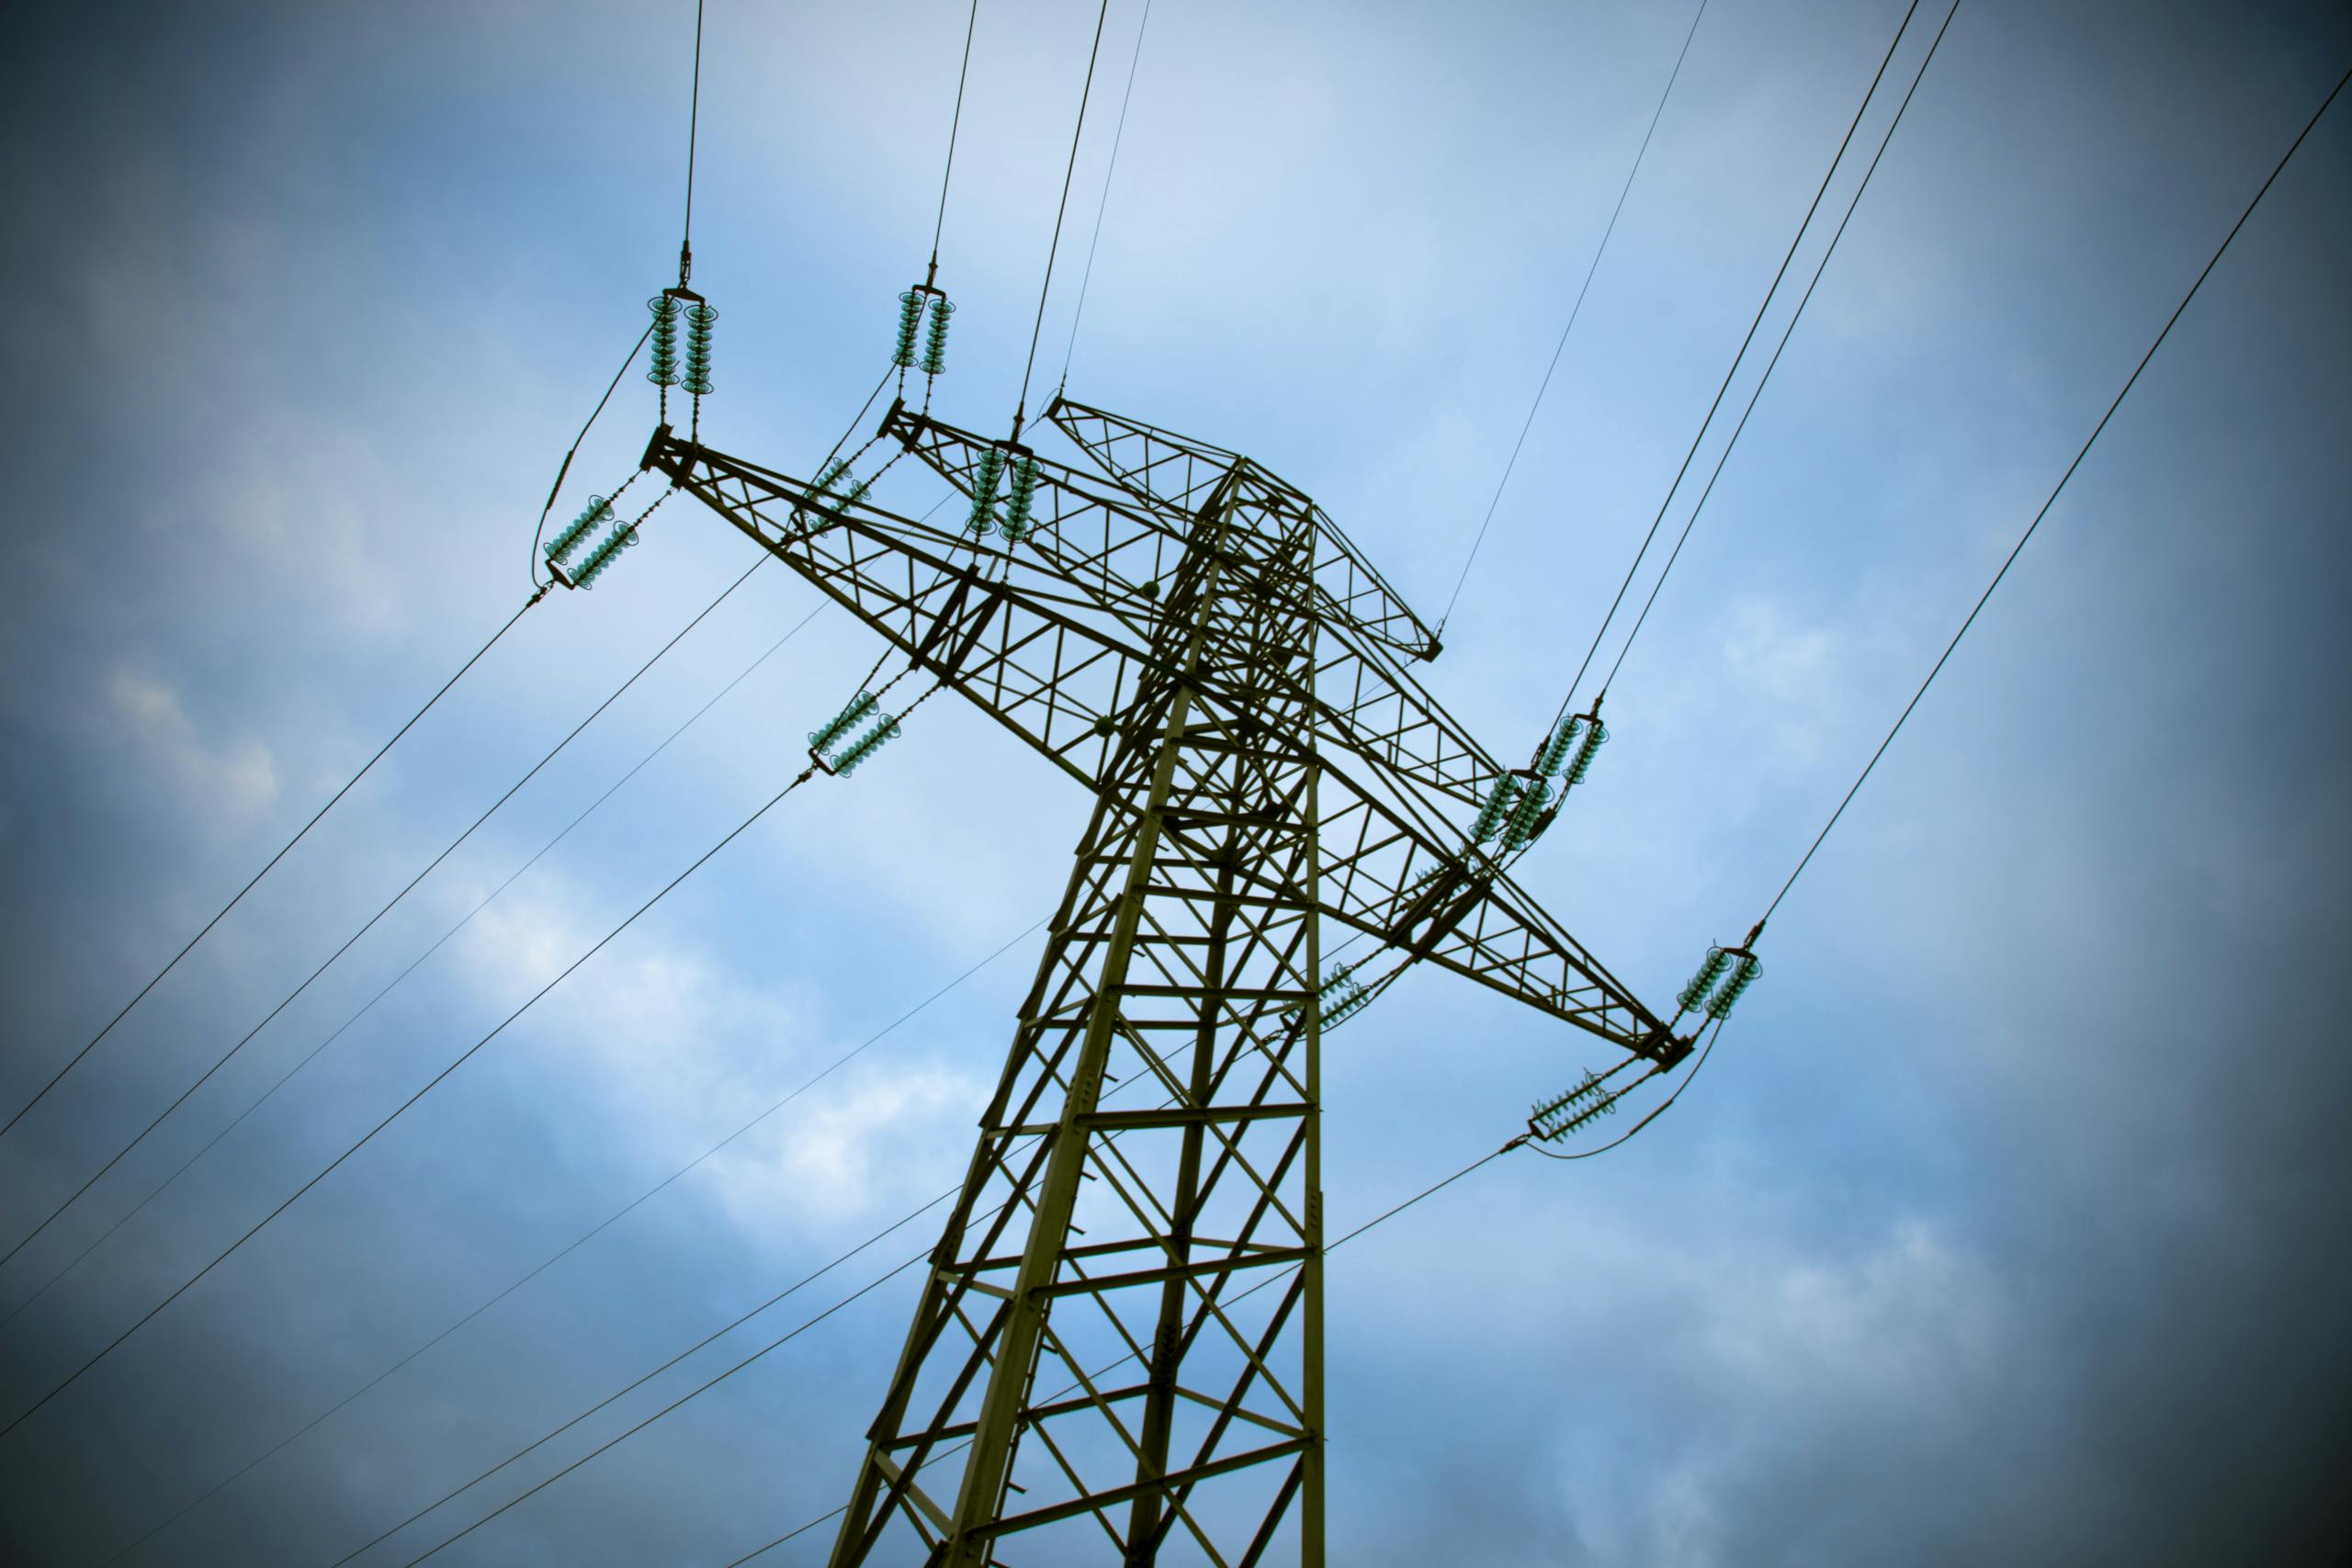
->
[3,0,2349,1563]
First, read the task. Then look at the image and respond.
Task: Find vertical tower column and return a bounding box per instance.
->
[829,469,1328,1566]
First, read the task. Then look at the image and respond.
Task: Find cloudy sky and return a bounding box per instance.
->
[4,0,2349,1562]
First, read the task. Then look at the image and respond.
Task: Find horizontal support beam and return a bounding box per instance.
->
[974,1437,1315,1542]
[1033,1246,1314,1301]
[1078,1103,1312,1132]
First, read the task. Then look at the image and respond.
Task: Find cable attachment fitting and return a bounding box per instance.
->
[1529,1069,1621,1143]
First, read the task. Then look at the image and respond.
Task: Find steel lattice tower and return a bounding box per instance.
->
[645,394,1689,1566]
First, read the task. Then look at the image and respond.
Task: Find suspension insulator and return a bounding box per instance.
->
[1471,774,1521,842]
[647,295,682,388]
[967,447,1004,535]
[1283,962,1360,1026]
[922,295,955,378]
[571,521,639,589]
[1530,1069,1616,1142]
[834,713,902,776]
[682,303,717,397]
[1499,778,1550,852]
[546,495,614,566]
[808,691,878,754]
[1540,716,1581,778]
[1706,953,1761,1021]
[1565,719,1608,786]
[893,289,923,370]
[1001,456,1040,544]
[1677,947,1731,1015]
[809,457,851,508]
[1324,978,1374,1031]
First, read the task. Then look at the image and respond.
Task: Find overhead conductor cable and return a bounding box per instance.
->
[1550,0,1930,735]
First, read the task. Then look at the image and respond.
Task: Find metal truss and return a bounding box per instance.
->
[639,391,1690,1565]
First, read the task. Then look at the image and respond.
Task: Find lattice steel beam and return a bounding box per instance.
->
[635,393,1692,1566]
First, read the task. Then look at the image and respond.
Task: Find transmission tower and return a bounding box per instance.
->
[637,393,1690,1566]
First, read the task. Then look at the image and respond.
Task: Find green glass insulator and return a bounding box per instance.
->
[968,447,1004,535]
[837,715,901,776]
[548,496,613,564]
[1706,954,1761,1020]
[1678,948,1730,1013]
[893,290,923,369]
[1002,456,1039,544]
[810,457,850,507]
[1472,775,1521,842]
[1566,721,1608,785]
[1325,985,1371,1030]
[1500,780,1549,851]
[647,296,681,388]
[922,295,955,377]
[681,303,717,397]
[1532,1070,1615,1141]
[810,691,878,753]
[576,522,635,588]
[1540,718,1580,777]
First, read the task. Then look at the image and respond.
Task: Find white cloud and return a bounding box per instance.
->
[106,664,282,825]
[1716,592,1847,769]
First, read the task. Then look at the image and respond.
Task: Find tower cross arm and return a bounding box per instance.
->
[644,429,1159,789]
[889,407,1511,814]
[1183,716,1683,1064]
[1049,399,1441,660]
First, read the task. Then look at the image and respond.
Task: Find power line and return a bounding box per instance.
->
[2,367,898,1310]
[1058,0,1154,390]
[0,591,544,1148]
[1597,0,1960,700]
[1524,1016,1729,1161]
[929,0,983,279]
[0,548,771,1280]
[679,0,707,283]
[1761,59,2351,930]
[1434,0,1711,633]
[367,1045,1227,1565]
[529,319,656,590]
[0,766,824,1440]
[1012,0,1113,438]
[396,1230,944,1568]
[92,911,1043,1566]
[718,1131,1551,1566]
[323,1195,967,1567]
[7,602,830,1336]
[1551,0,1927,732]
